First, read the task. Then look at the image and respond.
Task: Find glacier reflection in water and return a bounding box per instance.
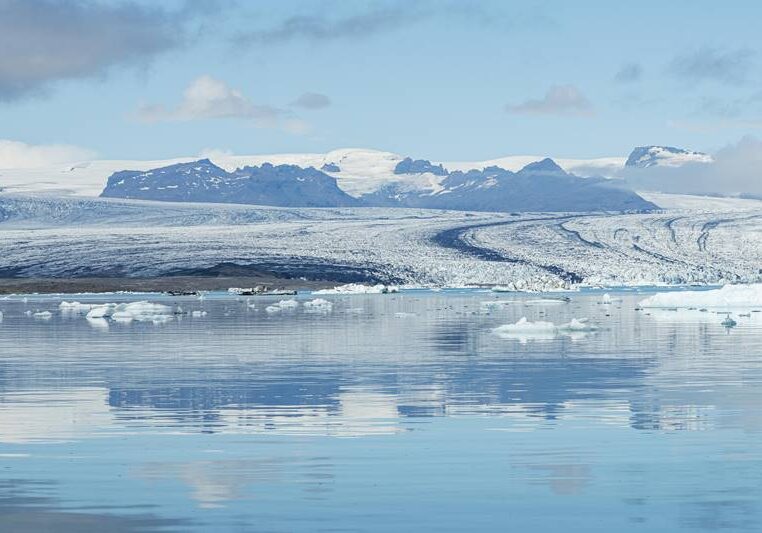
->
[0,289,761,531]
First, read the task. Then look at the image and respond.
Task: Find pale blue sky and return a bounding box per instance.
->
[2,0,762,161]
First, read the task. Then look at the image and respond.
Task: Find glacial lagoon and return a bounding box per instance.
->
[1,289,761,531]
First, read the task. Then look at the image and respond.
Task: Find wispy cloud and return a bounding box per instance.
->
[0,0,213,101]
[668,47,755,85]
[614,63,643,83]
[291,92,332,110]
[506,85,594,117]
[235,4,426,46]
[232,1,547,47]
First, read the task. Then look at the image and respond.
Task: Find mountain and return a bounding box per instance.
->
[100,159,361,207]
[363,160,656,212]
[625,146,712,168]
[394,157,448,176]
[98,155,656,213]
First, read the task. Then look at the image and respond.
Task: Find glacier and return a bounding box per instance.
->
[0,192,760,289]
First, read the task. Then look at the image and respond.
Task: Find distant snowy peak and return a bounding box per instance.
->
[394,157,448,176]
[364,160,656,213]
[101,159,360,207]
[625,146,712,168]
[518,158,567,175]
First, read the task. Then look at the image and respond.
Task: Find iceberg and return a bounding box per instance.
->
[492,317,597,342]
[265,299,300,313]
[86,305,116,319]
[79,301,174,323]
[314,283,399,295]
[304,298,333,312]
[60,301,96,313]
[639,284,762,311]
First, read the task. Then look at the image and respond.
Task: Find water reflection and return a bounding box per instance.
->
[0,290,761,531]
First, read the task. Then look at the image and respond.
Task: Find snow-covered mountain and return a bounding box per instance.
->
[101,159,360,207]
[0,145,711,209]
[625,146,712,168]
[394,157,448,176]
[363,159,656,212]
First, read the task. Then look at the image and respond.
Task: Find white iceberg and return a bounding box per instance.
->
[493,317,557,334]
[59,301,96,313]
[304,298,333,312]
[86,304,116,319]
[639,284,762,311]
[80,301,173,323]
[492,317,596,343]
[314,283,399,295]
[265,299,300,313]
[557,318,598,332]
[110,311,134,323]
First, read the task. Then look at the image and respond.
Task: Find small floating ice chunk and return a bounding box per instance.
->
[493,317,557,334]
[86,317,109,329]
[33,311,52,320]
[59,301,95,313]
[265,299,300,313]
[394,312,417,318]
[557,318,598,332]
[110,311,134,323]
[304,298,333,312]
[191,310,207,317]
[492,317,596,342]
[86,305,115,319]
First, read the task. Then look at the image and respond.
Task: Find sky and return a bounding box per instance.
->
[2,0,762,165]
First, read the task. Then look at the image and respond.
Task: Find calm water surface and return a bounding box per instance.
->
[1,289,761,531]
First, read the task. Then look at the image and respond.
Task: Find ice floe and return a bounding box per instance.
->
[59,301,96,313]
[86,304,116,319]
[314,283,399,295]
[639,284,762,311]
[492,317,597,343]
[75,301,175,323]
[304,298,333,312]
[265,299,300,313]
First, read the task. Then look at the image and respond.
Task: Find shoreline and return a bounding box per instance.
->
[0,276,337,295]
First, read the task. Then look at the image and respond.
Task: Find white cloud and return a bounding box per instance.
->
[136,75,311,135]
[0,139,95,169]
[137,75,281,123]
[506,85,594,117]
